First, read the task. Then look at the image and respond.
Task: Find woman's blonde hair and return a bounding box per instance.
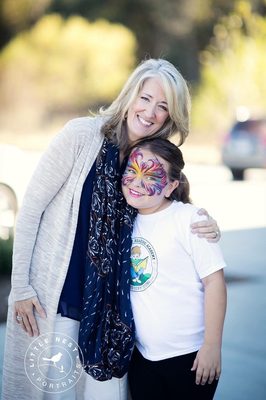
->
[100,58,191,152]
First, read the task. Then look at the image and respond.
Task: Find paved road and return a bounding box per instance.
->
[215,227,266,399]
[1,164,266,399]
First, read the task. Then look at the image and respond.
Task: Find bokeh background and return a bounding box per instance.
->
[0,1,266,399]
[0,0,266,146]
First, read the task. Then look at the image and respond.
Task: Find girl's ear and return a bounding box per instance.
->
[165,180,179,198]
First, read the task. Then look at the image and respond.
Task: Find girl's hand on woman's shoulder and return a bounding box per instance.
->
[191,208,221,243]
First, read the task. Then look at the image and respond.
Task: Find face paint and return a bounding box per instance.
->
[122,148,168,196]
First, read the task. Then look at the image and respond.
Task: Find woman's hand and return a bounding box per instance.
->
[191,208,221,242]
[14,296,46,337]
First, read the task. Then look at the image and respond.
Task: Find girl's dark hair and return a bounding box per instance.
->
[129,138,191,204]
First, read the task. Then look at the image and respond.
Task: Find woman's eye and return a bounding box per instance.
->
[159,104,168,112]
[140,96,149,102]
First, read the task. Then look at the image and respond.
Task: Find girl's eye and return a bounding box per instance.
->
[126,168,136,174]
[145,176,156,181]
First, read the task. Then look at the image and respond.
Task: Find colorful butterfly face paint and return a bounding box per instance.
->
[122,148,168,196]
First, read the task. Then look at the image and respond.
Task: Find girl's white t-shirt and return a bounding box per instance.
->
[130,201,226,361]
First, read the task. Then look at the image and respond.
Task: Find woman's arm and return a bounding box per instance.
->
[191,208,221,243]
[191,269,227,385]
[12,121,81,336]
[11,124,80,336]
[12,122,78,300]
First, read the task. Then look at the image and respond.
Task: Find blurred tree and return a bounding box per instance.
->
[0,14,136,130]
[47,0,266,81]
[0,0,52,48]
[191,1,266,141]
[1,0,266,82]
[46,0,232,80]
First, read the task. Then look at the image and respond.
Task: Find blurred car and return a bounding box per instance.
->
[222,118,266,180]
[0,144,42,239]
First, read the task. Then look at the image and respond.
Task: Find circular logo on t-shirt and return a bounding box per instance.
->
[130,237,158,291]
[24,332,83,393]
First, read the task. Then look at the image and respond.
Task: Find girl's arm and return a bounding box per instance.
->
[191,269,227,385]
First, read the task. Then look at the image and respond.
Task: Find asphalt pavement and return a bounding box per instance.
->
[215,227,266,399]
[1,226,265,399]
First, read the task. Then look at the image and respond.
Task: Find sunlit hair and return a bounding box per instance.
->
[99,58,191,152]
[128,137,191,204]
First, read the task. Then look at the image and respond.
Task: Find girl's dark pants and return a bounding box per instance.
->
[128,347,218,400]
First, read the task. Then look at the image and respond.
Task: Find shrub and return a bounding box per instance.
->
[0,14,137,129]
[0,238,13,276]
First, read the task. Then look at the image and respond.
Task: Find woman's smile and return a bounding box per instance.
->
[137,115,153,127]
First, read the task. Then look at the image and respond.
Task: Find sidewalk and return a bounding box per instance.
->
[0,324,5,389]
[215,227,266,399]
[0,276,10,324]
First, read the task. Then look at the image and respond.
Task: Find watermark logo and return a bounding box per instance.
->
[24,332,84,393]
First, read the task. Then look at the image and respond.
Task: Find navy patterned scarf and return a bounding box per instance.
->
[79,138,137,381]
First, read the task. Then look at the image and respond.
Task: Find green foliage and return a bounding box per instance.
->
[1,1,265,82]
[191,1,266,141]
[0,14,137,126]
[0,0,52,49]
[0,0,52,30]
[48,0,243,81]
[0,238,13,276]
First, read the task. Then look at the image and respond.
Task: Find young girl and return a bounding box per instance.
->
[122,138,227,400]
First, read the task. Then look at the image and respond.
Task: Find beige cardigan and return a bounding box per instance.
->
[2,116,104,399]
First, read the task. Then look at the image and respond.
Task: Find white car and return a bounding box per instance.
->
[0,144,42,239]
[222,119,266,180]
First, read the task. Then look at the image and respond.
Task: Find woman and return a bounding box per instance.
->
[1,58,220,400]
[121,138,226,400]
